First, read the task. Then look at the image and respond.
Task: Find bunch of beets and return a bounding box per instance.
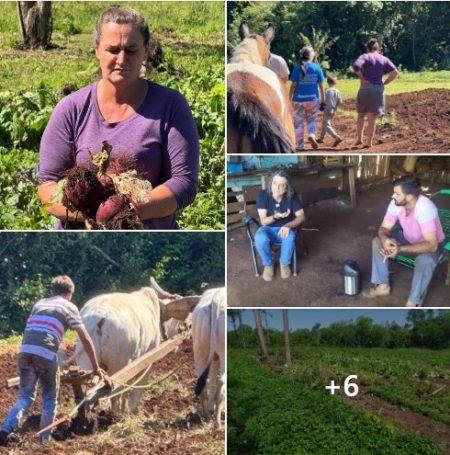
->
[60,142,148,229]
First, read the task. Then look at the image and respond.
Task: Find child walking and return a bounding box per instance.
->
[318,73,343,147]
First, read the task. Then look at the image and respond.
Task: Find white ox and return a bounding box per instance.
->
[74,284,198,413]
[192,287,225,426]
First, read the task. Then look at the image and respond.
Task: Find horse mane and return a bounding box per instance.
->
[229,37,265,65]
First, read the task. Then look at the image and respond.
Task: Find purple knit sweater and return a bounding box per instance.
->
[39,80,199,229]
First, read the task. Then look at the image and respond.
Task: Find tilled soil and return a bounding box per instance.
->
[339,383,450,454]
[0,339,224,454]
[309,88,450,153]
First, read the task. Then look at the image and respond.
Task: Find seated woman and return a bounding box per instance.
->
[38,6,199,229]
[255,169,305,281]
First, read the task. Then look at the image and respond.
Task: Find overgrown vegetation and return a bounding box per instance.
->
[228,1,450,72]
[0,232,224,337]
[0,1,224,229]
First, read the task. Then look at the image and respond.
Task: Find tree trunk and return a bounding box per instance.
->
[283,309,292,364]
[253,309,268,359]
[17,1,52,49]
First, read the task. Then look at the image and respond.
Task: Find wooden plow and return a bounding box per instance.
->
[7,335,186,436]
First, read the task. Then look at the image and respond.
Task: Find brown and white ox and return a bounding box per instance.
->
[74,281,199,413]
[227,23,295,153]
[192,287,225,427]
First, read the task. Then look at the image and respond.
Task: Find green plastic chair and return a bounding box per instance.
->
[394,188,450,305]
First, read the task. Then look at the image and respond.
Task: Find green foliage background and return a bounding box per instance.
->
[228,1,450,73]
[0,231,224,337]
[0,1,224,229]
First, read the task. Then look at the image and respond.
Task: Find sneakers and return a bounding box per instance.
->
[362,284,391,298]
[280,264,291,279]
[316,138,324,144]
[333,136,343,147]
[308,135,319,149]
[0,430,9,447]
[262,265,274,282]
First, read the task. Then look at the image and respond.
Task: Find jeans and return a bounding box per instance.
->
[2,353,59,441]
[370,233,441,305]
[254,226,296,266]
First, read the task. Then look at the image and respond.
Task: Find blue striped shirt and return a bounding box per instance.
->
[20,296,83,361]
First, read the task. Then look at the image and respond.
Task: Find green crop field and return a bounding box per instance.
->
[0,1,224,230]
[228,348,448,454]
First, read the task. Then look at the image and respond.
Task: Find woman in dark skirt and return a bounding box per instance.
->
[352,38,398,148]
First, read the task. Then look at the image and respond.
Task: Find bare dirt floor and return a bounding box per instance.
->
[0,339,224,455]
[304,88,450,153]
[227,182,449,307]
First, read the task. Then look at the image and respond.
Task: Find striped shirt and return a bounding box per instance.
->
[20,295,83,361]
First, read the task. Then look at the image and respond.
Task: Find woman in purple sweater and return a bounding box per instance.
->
[38,6,199,229]
[352,38,398,148]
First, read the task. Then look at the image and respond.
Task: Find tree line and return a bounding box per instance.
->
[229,310,450,352]
[228,1,450,72]
[0,232,224,337]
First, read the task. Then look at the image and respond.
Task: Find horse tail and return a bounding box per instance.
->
[227,89,295,153]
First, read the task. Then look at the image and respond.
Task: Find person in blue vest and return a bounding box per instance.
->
[0,276,104,445]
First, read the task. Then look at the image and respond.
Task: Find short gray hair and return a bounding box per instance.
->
[93,6,150,46]
[51,275,75,296]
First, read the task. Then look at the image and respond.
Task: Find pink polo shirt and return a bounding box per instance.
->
[384,195,445,244]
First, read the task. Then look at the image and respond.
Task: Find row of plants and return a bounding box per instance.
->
[281,346,450,426]
[228,349,443,454]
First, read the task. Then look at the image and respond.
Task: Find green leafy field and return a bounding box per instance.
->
[285,346,450,426]
[228,349,446,454]
[0,1,224,230]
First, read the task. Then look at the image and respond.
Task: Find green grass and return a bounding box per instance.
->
[330,70,450,99]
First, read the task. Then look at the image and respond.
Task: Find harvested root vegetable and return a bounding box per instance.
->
[63,167,105,218]
[96,194,143,230]
[50,141,152,230]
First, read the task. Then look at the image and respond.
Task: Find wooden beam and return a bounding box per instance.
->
[109,336,183,387]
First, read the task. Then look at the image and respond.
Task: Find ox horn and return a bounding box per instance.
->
[150,276,177,299]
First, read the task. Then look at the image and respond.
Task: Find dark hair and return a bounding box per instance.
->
[51,275,75,296]
[392,174,422,197]
[327,73,337,85]
[94,6,150,47]
[298,46,315,80]
[366,38,380,52]
[266,169,295,200]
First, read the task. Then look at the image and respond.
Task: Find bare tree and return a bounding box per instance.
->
[283,309,292,364]
[17,1,52,49]
[253,309,268,359]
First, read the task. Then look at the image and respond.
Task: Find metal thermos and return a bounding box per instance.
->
[342,260,360,296]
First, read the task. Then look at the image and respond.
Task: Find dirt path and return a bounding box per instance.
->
[306,88,450,152]
[341,384,450,454]
[0,339,224,455]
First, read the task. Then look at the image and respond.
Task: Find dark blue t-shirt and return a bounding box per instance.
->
[256,190,303,227]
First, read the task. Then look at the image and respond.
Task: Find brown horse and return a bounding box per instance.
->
[227,23,295,153]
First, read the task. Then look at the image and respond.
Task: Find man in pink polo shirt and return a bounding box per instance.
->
[362,174,445,306]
